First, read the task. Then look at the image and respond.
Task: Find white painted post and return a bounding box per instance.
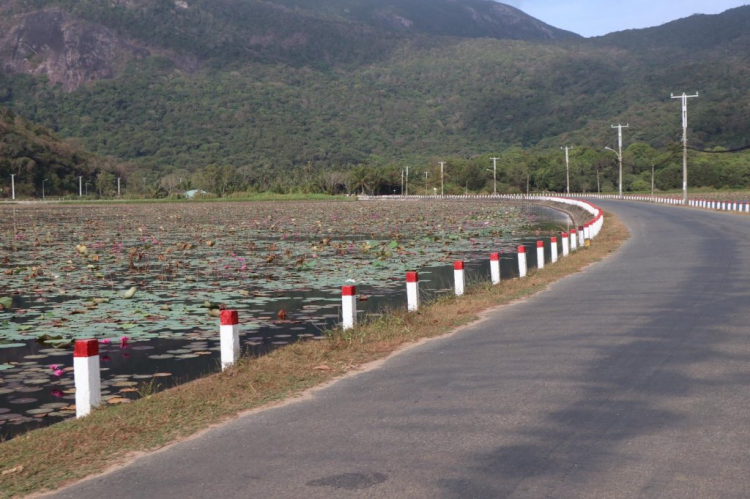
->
[584,223,591,241]
[74,339,101,418]
[220,310,240,370]
[561,232,570,257]
[454,261,465,296]
[342,285,357,330]
[406,271,419,311]
[490,253,501,285]
[570,229,578,252]
[536,241,545,270]
[518,246,527,278]
[578,226,585,248]
[551,237,558,263]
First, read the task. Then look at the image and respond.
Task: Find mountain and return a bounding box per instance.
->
[596,5,750,52]
[0,0,574,93]
[0,0,749,195]
[268,0,580,41]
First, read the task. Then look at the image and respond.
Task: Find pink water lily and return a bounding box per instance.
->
[53,369,64,377]
[50,364,59,371]
[101,338,112,345]
[120,336,129,348]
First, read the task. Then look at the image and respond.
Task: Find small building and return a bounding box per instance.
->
[183,189,209,199]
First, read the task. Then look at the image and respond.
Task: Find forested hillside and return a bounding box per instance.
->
[0,107,125,198]
[1,1,749,197]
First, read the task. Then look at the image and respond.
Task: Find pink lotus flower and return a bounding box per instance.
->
[120,336,129,348]
[50,364,59,371]
[53,369,64,377]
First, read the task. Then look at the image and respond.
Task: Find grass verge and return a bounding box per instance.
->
[50,193,353,204]
[0,211,628,498]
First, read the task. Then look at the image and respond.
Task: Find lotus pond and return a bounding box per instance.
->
[0,199,571,438]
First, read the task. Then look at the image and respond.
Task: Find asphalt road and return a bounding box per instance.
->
[50,201,750,498]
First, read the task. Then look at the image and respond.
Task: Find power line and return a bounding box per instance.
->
[688,144,750,154]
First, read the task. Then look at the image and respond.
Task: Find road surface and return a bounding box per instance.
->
[51,201,750,498]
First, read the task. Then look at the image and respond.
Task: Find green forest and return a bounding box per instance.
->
[1,0,750,198]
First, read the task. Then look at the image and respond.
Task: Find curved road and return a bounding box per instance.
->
[51,202,750,498]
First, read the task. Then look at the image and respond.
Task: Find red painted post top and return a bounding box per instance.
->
[578,226,584,231]
[74,339,99,358]
[406,271,419,283]
[562,232,568,238]
[220,309,239,326]
[551,237,557,243]
[454,261,465,271]
[490,252,500,261]
[571,229,577,234]
[536,241,544,248]
[342,285,356,296]
[518,245,526,254]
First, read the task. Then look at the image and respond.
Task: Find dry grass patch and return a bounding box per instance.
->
[0,211,628,498]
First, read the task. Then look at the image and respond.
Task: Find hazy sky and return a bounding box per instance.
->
[502,0,749,37]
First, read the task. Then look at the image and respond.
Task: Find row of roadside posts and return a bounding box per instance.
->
[72,213,602,418]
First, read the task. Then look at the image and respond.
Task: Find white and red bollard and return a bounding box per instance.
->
[220,310,240,370]
[342,285,357,330]
[454,261,465,296]
[570,229,578,252]
[490,253,501,285]
[406,271,419,311]
[551,237,558,263]
[578,226,585,248]
[74,339,101,418]
[518,246,527,278]
[536,241,545,270]
[561,232,570,257]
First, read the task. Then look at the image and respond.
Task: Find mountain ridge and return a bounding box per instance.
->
[0,1,749,194]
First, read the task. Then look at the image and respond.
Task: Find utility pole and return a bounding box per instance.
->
[611,124,629,199]
[79,176,83,197]
[439,161,445,196]
[424,171,428,196]
[10,174,15,200]
[671,92,699,205]
[561,146,573,194]
[651,164,655,197]
[490,157,499,196]
[596,166,601,194]
[401,169,404,196]
[117,177,121,198]
[405,166,409,196]
[42,178,48,201]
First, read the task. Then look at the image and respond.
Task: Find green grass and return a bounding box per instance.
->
[50,193,354,204]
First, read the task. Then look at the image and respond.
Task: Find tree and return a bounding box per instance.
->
[96,171,117,197]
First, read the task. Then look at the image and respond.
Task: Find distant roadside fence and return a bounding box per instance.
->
[566,193,750,212]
